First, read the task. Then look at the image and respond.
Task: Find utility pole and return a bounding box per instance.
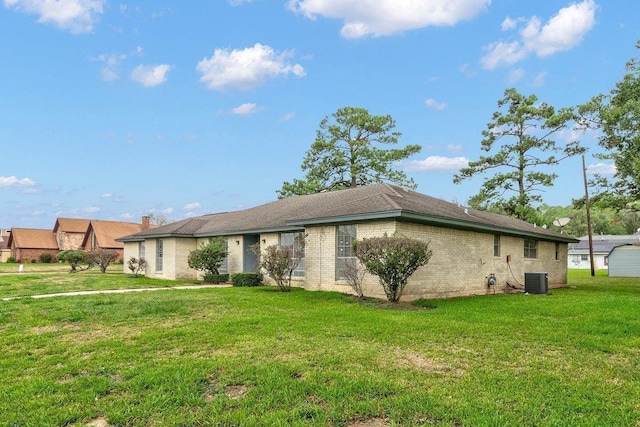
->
[582,154,595,277]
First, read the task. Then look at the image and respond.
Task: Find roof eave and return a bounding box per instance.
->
[399,212,579,243]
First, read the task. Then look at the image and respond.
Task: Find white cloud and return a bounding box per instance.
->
[481,0,597,69]
[229,0,255,5]
[82,206,101,213]
[586,163,616,176]
[279,112,296,122]
[287,0,491,38]
[4,0,105,33]
[162,207,174,214]
[231,103,258,115]
[532,71,547,87]
[197,43,305,91]
[507,67,525,83]
[424,98,447,110]
[131,64,172,87]
[183,202,201,210]
[101,193,112,198]
[0,175,36,190]
[404,156,469,172]
[91,53,126,81]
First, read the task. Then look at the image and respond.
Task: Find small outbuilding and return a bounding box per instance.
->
[608,244,640,277]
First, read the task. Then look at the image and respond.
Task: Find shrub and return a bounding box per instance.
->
[204,273,229,284]
[30,259,37,263]
[231,273,263,287]
[250,236,305,292]
[354,234,433,303]
[6,257,16,263]
[39,253,53,263]
[188,238,228,277]
[84,249,119,273]
[127,257,147,277]
[57,250,92,273]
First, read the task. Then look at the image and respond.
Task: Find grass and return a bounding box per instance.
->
[0,263,198,299]
[0,269,639,426]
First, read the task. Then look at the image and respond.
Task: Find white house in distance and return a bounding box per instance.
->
[568,234,640,270]
[118,184,577,301]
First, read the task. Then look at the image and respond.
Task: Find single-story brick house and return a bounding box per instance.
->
[81,219,152,259]
[53,218,91,251]
[7,228,59,263]
[118,184,577,300]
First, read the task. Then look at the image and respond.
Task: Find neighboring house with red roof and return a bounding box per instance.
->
[82,219,151,259]
[118,184,578,301]
[53,218,91,250]
[6,217,152,263]
[7,228,59,263]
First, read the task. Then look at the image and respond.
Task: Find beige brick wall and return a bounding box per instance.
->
[127,222,569,299]
[302,221,570,301]
[133,237,198,280]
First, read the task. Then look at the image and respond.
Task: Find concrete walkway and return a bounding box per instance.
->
[1,284,231,301]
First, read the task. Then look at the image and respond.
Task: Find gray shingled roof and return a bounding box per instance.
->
[118,184,577,243]
[569,234,640,253]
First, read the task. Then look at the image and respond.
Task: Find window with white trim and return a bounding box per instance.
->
[524,239,537,259]
[280,232,305,277]
[336,224,356,280]
[156,239,163,272]
[209,237,228,274]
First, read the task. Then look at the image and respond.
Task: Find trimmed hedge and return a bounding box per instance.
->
[203,273,229,284]
[231,273,263,287]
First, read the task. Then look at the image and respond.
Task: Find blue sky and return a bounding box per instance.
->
[1,0,638,229]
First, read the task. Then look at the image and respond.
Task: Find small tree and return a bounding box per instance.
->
[127,257,147,277]
[187,238,228,279]
[57,250,93,273]
[354,235,432,303]
[251,237,305,292]
[342,258,366,299]
[84,249,119,273]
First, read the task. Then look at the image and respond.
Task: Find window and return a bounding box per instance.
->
[156,239,163,272]
[336,224,357,280]
[524,239,537,259]
[280,232,305,277]
[555,242,560,260]
[580,254,589,261]
[494,235,501,257]
[210,237,228,274]
[139,241,146,260]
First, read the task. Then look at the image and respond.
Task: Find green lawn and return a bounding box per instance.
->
[0,270,638,426]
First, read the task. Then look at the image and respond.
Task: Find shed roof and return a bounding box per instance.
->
[8,228,58,249]
[119,184,577,243]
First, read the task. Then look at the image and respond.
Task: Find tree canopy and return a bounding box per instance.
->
[454,88,583,222]
[577,41,640,210]
[278,107,421,198]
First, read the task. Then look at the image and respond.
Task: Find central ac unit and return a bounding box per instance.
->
[524,272,548,294]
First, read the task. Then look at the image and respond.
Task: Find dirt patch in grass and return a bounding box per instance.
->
[349,296,433,311]
[346,417,390,427]
[85,417,110,427]
[391,348,465,376]
[225,384,249,399]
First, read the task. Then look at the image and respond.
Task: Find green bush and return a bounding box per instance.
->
[39,253,53,263]
[203,273,229,284]
[6,257,16,263]
[30,259,37,263]
[231,273,263,287]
